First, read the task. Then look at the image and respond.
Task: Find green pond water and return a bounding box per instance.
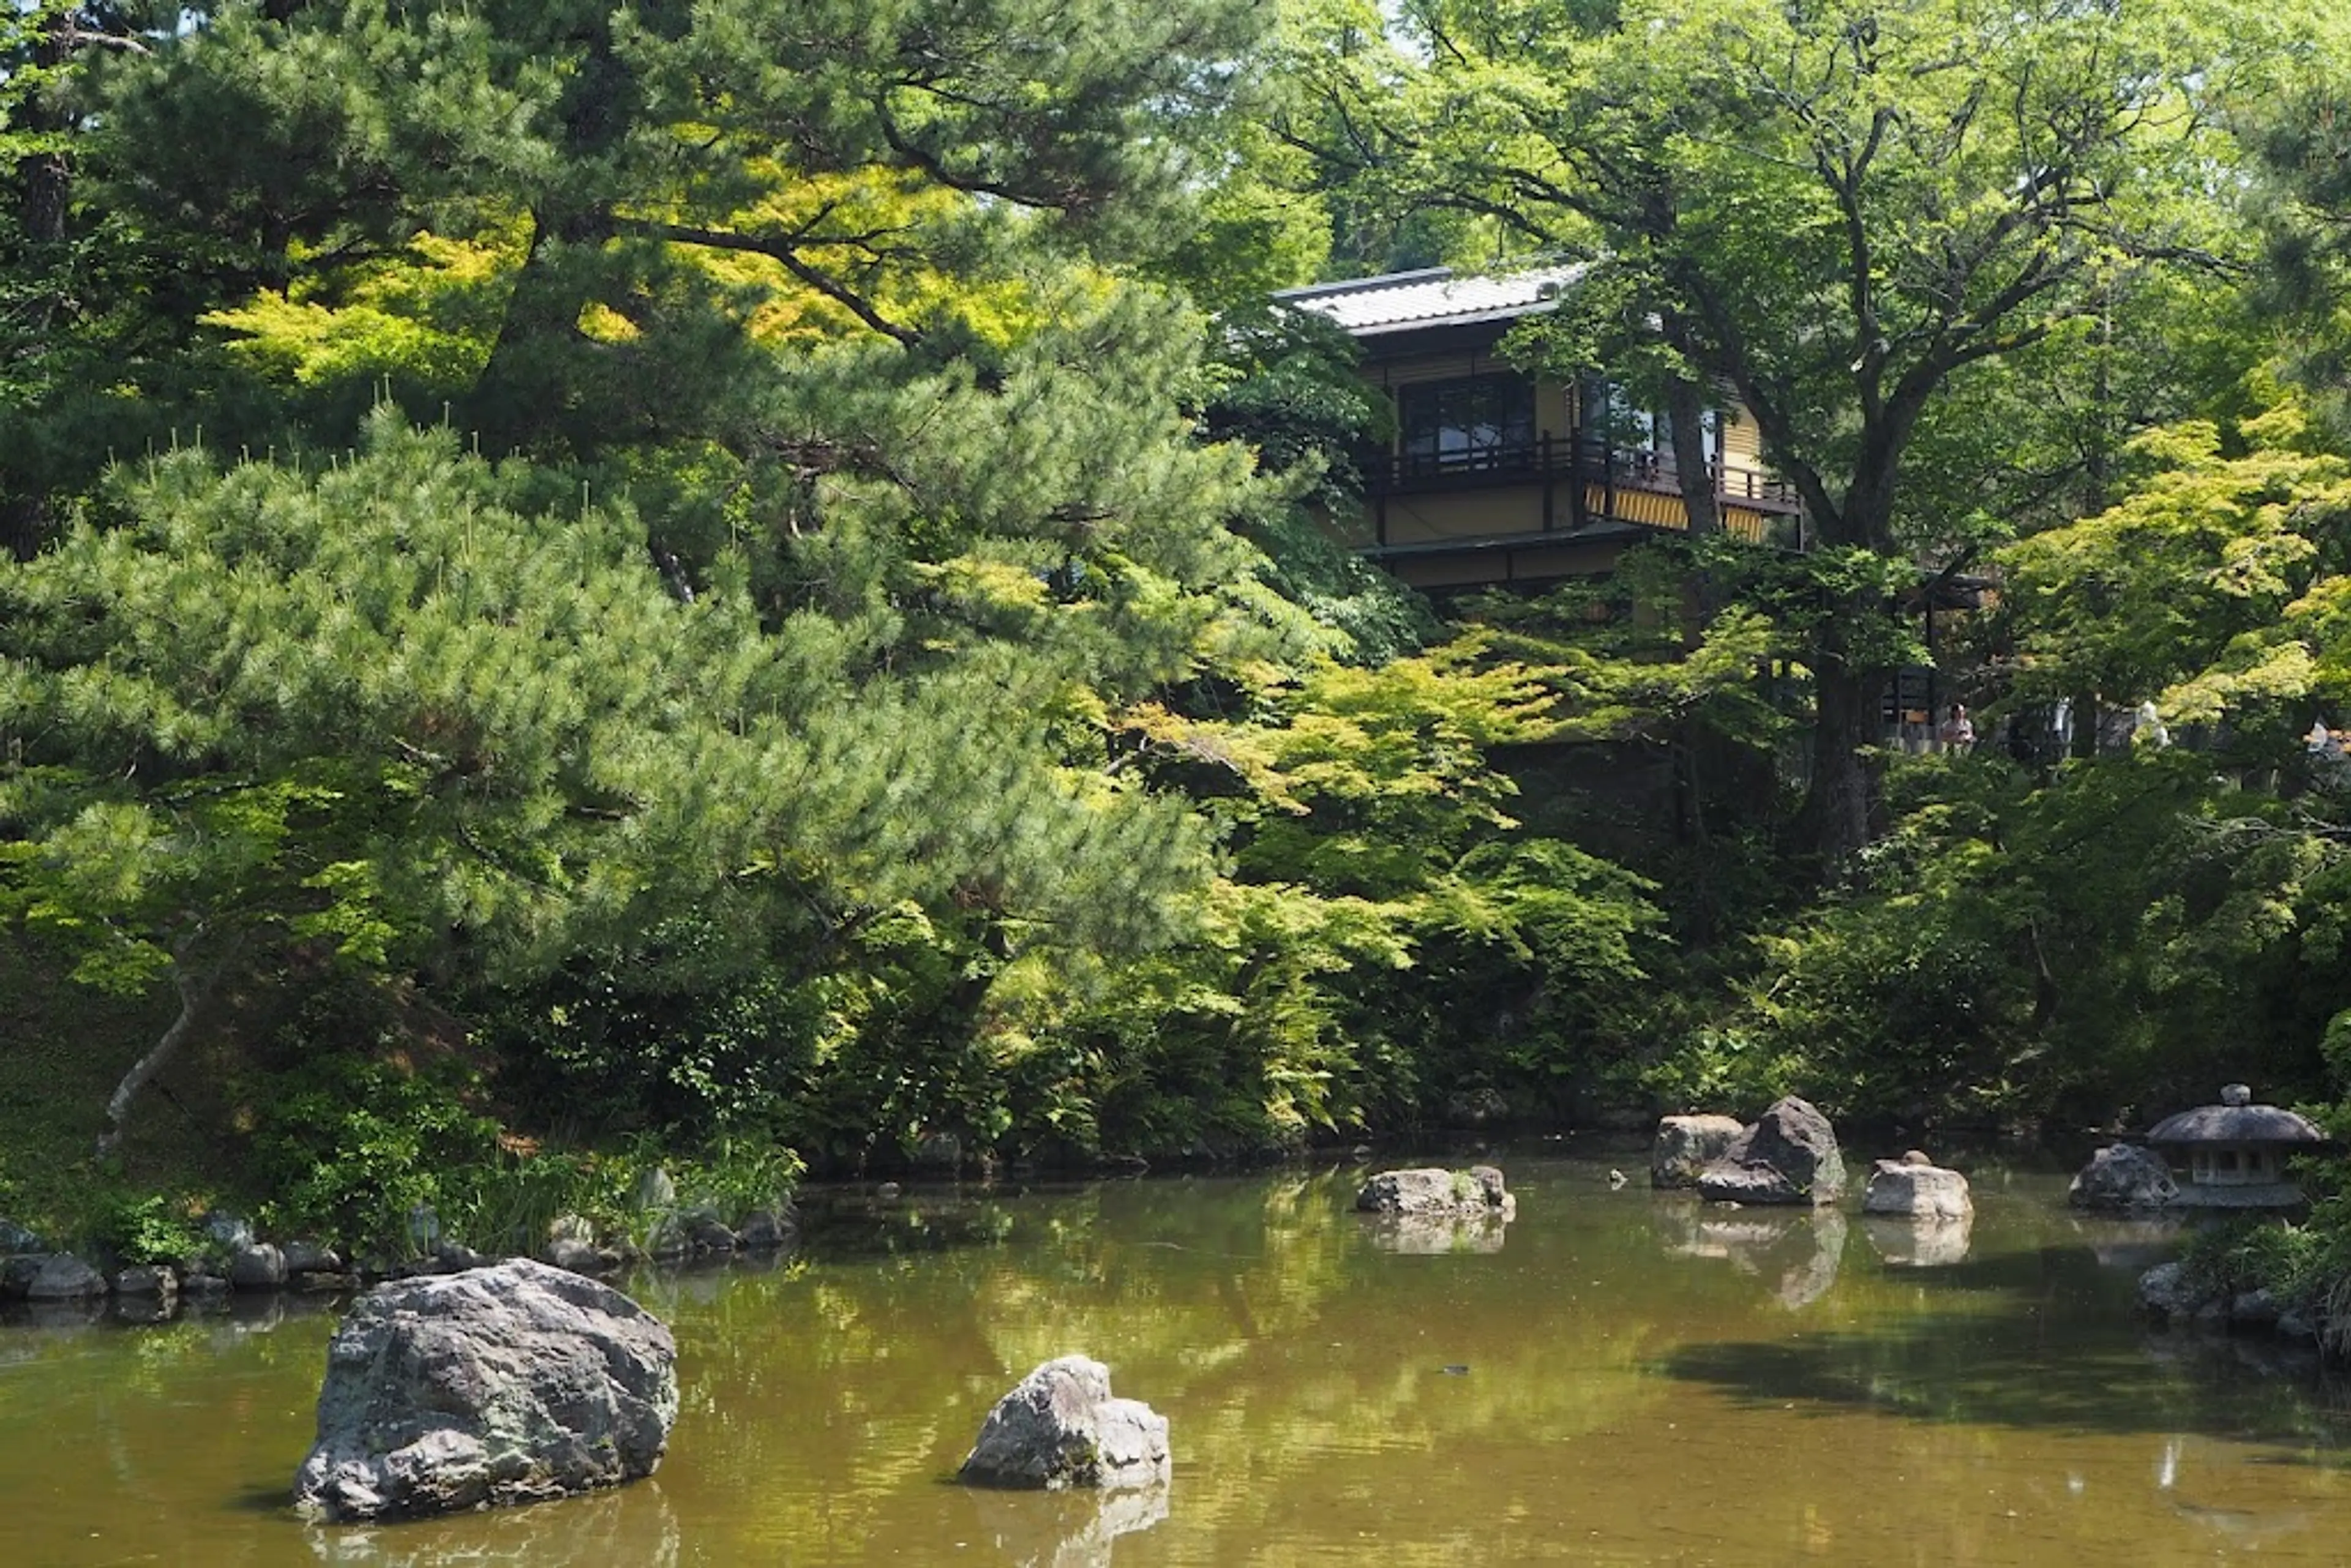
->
[7,1145,2351,1566]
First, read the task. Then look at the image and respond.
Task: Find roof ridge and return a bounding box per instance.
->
[1272,266,1455,301]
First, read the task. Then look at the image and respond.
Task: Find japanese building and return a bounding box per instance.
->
[1275,265,1802,592]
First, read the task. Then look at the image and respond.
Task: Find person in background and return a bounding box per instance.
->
[1938,703,1974,751]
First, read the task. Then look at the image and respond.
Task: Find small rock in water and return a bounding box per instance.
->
[958,1356,1169,1491]
[1607,1169,1628,1190]
[1439,1364,1471,1376]
[1354,1166,1515,1220]
[1862,1158,1973,1221]
[1650,1114,1745,1190]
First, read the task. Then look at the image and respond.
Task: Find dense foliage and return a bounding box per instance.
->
[11,0,2351,1290]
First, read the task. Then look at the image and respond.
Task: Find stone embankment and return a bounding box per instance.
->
[0,1187,797,1323]
[2135,1260,2327,1349]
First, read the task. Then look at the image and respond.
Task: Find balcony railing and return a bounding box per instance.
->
[1371,432,1804,516]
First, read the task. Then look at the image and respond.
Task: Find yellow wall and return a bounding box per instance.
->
[1381,487,1548,544]
[1722,412,1762,467]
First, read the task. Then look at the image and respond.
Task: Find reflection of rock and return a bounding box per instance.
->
[1659,1203,1847,1306]
[1769,1209,1847,1308]
[1696,1097,1845,1206]
[964,1482,1172,1568]
[959,1356,1170,1491]
[1700,1214,1811,1260]
[294,1260,678,1521]
[2061,1214,2185,1270]
[1650,1115,1744,1189]
[4,1297,107,1331]
[1861,1158,1971,1220]
[305,1484,681,1567]
[2068,1144,2178,1210]
[1861,1214,1973,1267]
[112,1292,178,1324]
[1363,1212,1509,1253]
[1654,1198,1795,1259]
[1354,1166,1515,1221]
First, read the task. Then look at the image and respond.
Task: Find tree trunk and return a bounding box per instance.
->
[96,958,222,1160]
[17,12,72,247]
[1,494,53,562]
[1662,375,1721,539]
[1799,616,1884,868]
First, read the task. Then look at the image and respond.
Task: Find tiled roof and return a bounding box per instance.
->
[1275,264,1586,336]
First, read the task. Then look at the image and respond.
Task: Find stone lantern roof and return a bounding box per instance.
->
[2146,1084,2325,1148]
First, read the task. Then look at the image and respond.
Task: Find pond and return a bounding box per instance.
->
[6,1143,2351,1565]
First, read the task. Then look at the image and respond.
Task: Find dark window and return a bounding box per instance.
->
[1398,375,1535,473]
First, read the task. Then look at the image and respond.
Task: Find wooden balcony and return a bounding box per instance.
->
[1370,431,1801,542]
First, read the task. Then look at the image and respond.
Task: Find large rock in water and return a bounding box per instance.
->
[1696,1097,1847,1206]
[1861,1157,1973,1220]
[958,1356,1170,1491]
[1354,1166,1516,1221]
[1651,1115,1747,1189]
[2068,1144,2179,1211]
[292,1259,677,1521]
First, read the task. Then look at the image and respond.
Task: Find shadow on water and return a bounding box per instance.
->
[1653,1291,2351,1452]
[230,1479,298,1514]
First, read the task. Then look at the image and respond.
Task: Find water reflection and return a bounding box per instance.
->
[303,1485,680,1566]
[17,1158,2351,1565]
[2,1297,107,1332]
[962,1481,1169,1567]
[1861,1214,1973,1267]
[1655,1199,1848,1307]
[1659,1308,2351,1451]
[2064,1214,2189,1271]
[1360,1212,1510,1253]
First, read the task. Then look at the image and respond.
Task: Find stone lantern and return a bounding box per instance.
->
[2145,1084,2325,1209]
